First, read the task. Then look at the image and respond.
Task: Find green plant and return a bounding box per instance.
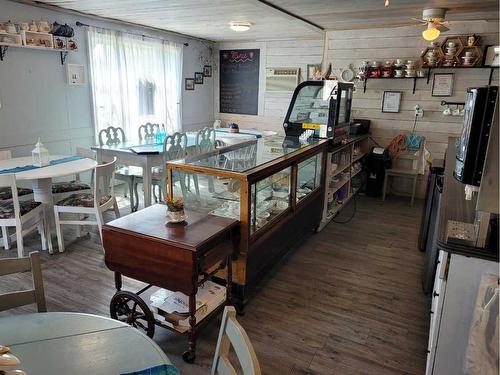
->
[165,195,184,212]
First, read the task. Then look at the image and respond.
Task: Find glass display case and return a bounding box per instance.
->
[283,80,354,144]
[166,135,327,302]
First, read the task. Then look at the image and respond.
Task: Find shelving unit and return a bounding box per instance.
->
[0,30,76,65]
[318,134,370,231]
[362,66,499,94]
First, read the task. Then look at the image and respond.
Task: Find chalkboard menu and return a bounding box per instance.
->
[219,49,260,115]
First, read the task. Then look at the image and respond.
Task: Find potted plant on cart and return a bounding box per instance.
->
[165,195,186,223]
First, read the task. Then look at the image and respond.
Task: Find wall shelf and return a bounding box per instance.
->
[362,76,424,94]
[0,42,76,65]
[425,66,499,85]
[362,66,498,94]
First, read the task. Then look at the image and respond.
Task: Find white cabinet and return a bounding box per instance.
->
[425,252,498,375]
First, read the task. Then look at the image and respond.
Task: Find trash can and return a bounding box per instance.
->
[364,147,391,197]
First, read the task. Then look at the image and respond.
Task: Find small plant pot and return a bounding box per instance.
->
[166,208,186,223]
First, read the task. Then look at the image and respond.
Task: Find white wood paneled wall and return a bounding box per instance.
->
[328,21,499,161]
[214,20,499,163]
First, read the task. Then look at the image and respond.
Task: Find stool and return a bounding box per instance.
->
[382,169,418,204]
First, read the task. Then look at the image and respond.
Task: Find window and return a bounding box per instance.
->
[87,28,183,139]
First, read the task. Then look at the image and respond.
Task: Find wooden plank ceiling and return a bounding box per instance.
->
[31,0,499,41]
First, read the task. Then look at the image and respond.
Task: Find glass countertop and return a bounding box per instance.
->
[170,135,323,173]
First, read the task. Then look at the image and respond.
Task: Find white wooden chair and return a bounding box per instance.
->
[132,123,162,210]
[51,147,96,201]
[191,127,216,195]
[382,137,426,205]
[0,150,33,202]
[138,122,160,141]
[0,174,48,257]
[98,126,139,210]
[53,157,120,252]
[211,306,261,375]
[0,251,47,312]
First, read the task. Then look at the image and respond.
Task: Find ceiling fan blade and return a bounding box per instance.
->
[410,18,427,24]
[437,24,450,32]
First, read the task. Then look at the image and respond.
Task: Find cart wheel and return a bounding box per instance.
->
[182,350,196,363]
[110,290,155,338]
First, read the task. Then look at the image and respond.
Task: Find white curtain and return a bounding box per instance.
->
[87,27,183,140]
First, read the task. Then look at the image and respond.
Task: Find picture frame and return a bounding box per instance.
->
[307,64,322,81]
[381,91,402,113]
[194,72,204,84]
[185,78,195,90]
[203,65,212,77]
[432,73,454,97]
[483,45,499,67]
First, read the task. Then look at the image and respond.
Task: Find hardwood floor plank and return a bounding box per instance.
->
[0,195,430,374]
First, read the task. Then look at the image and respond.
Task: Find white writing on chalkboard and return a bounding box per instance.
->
[220,49,260,115]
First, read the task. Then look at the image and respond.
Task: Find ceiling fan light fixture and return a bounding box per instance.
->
[422,22,440,41]
[229,21,251,32]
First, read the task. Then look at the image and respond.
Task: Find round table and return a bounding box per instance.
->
[0,312,172,374]
[0,155,97,253]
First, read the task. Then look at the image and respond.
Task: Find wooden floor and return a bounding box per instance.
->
[0,195,430,374]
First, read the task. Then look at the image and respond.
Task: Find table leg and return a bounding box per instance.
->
[183,293,197,363]
[114,272,122,291]
[143,160,152,207]
[31,178,54,254]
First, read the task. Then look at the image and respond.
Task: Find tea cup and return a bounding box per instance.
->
[447,42,456,48]
[443,107,451,116]
[395,59,403,66]
[452,108,461,116]
[417,70,426,78]
[465,51,473,57]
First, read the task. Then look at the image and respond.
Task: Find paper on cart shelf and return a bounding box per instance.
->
[150,281,226,317]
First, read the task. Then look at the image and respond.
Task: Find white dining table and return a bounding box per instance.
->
[0,312,173,374]
[0,155,97,253]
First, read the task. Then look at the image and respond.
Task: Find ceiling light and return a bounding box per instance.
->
[229,22,251,32]
[422,22,440,41]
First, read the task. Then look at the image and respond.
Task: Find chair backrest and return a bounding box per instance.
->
[196,127,216,155]
[163,132,187,162]
[0,150,12,161]
[98,126,126,146]
[75,147,96,184]
[211,306,261,375]
[0,251,47,313]
[93,157,117,207]
[0,174,21,217]
[138,123,160,141]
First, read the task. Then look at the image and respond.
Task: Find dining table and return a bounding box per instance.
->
[91,131,255,207]
[0,155,97,253]
[0,312,175,374]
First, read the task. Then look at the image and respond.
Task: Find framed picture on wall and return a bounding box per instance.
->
[185,78,195,90]
[203,65,212,77]
[432,73,454,97]
[307,64,322,80]
[194,72,204,84]
[382,91,402,113]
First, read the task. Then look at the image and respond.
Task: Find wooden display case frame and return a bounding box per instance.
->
[166,138,328,305]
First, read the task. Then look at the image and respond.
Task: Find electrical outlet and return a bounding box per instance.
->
[415,104,424,118]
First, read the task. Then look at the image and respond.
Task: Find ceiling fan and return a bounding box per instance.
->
[411,8,450,41]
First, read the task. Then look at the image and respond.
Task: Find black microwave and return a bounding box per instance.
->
[454,86,498,186]
[283,80,353,144]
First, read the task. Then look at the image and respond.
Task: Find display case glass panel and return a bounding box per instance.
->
[287,82,335,125]
[179,135,322,173]
[250,167,291,234]
[297,154,322,203]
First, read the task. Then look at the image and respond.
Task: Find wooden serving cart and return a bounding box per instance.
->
[102,204,239,363]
